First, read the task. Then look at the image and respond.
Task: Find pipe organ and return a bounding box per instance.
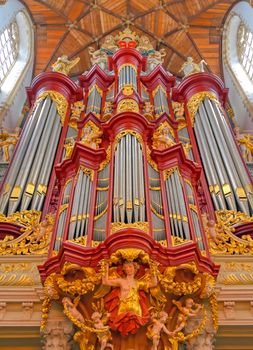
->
[1,28,253,350]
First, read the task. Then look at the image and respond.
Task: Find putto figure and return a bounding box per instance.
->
[146,311,173,350]
[91,311,114,350]
[101,261,158,336]
[172,298,203,334]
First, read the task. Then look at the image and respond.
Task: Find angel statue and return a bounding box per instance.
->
[97,260,160,336]
[179,56,207,78]
[146,311,173,350]
[91,311,114,350]
[51,55,80,76]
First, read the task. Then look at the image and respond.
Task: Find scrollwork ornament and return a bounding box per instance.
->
[187,91,218,125]
[208,210,253,255]
[36,91,68,125]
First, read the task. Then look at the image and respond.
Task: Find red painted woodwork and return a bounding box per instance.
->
[39,229,219,282]
[26,72,83,106]
[172,72,228,106]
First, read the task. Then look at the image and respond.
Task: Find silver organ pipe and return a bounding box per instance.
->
[165,169,190,241]
[20,102,58,211]
[118,65,137,91]
[86,85,102,116]
[148,164,165,241]
[0,101,43,213]
[185,181,204,250]
[93,164,109,241]
[68,168,93,240]
[113,134,146,223]
[206,99,253,213]
[153,87,169,116]
[0,97,62,215]
[194,98,252,215]
[54,179,73,251]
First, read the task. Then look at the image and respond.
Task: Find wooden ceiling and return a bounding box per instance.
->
[22,0,238,78]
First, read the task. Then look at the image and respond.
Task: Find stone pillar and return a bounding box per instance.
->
[42,320,74,350]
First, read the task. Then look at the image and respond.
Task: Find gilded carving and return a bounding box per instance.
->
[152,122,175,150]
[0,127,20,163]
[187,92,218,125]
[0,213,54,255]
[117,99,139,113]
[111,221,149,234]
[51,55,80,75]
[41,250,217,349]
[69,101,85,128]
[206,210,253,255]
[234,126,253,162]
[0,209,41,230]
[81,121,102,150]
[36,91,68,125]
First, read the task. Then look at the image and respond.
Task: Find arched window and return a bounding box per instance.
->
[0,2,34,130]
[0,19,19,86]
[237,22,253,81]
[222,1,253,131]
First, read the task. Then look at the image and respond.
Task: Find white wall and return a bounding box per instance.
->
[0,0,34,131]
[222,1,253,132]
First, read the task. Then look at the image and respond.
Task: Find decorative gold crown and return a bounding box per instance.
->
[115,27,139,43]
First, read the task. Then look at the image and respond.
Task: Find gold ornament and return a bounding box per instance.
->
[208,210,253,255]
[51,55,80,76]
[0,210,41,230]
[69,101,85,128]
[81,121,102,150]
[122,84,134,96]
[111,221,149,234]
[115,129,143,146]
[36,91,68,125]
[152,121,175,150]
[117,99,139,113]
[187,91,218,125]
[0,214,54,255]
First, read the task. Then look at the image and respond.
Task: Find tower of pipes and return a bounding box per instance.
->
[1,28,253,350]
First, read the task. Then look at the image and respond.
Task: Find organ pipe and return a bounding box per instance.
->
[113,134,146,224]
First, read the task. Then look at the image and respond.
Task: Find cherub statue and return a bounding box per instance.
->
[179,56,207,77]
[88,47,108,70]
[51,55,80,75]
[234,126,253,162]
[81,125,102,149]
[147,49,166,71]
[91,311,113,350]
[152,126,175,150]
[172,298,203,334]
[99,260,159,336]
[62,296,85,324]
[146,311,173,350]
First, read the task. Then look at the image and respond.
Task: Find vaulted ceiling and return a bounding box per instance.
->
[22,0,237,78]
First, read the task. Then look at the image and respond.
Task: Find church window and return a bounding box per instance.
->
[237,22,253,81]
[0,20,19,86]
